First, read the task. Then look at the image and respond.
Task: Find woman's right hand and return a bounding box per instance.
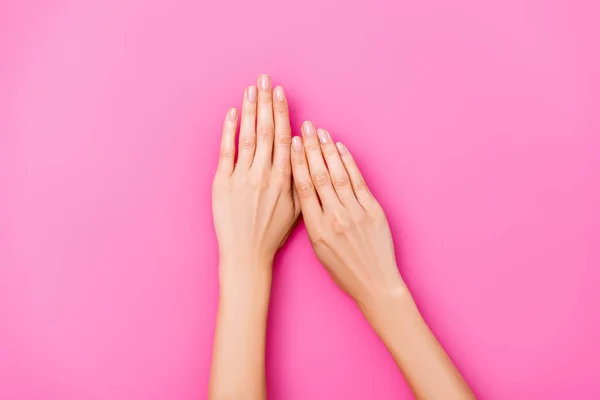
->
[290,121,406,310]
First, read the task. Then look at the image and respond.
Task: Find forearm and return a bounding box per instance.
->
[208,260,272,400]
[362,282,475,400]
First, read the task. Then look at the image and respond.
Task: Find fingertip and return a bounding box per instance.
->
[227,107,238,122]
[302,121,316,138]
[258,74,271,91]
[317,128,328,144]
[274,86,285,102]
[292,136,303,153]
[336,141,347,155]
[246,85,257,103]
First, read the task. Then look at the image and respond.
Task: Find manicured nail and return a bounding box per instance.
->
[336,142,347,155]
[303,121,315,138]
[274,86,285,102]
[228,108,237,121]
[292,136,303,152]
[247,86,257,103]
[317,128,328,144]
[258,74,271,90]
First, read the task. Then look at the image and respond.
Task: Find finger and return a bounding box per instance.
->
[336,142,376,208]
[236,85,257,170]
[301,121,340,210]
[291,136,322,219]
[252,74,274,169]
[216,107,238,175]
[272,86,292,173]
[317,129,361,211]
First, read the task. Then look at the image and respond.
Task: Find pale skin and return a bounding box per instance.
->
[209,74,476,400]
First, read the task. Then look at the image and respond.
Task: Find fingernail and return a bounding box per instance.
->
[336,142,346,155]
[274,86,285,102]
[247,86,257,103]
[292,136,303,152]
[228,108,237,121]
[258,74,271,90]
[303,121,315,137]
[317,129,328,144]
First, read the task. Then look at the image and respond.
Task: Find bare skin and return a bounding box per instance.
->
[209,74,475,400]
[209,74,299,400]
[291,122,476,400]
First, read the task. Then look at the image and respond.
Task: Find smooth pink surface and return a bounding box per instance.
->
[1,0,599,399]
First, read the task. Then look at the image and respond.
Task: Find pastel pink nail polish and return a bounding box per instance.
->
[317,129,328,144]
[336,142,347,155]
[274,86,285,102]
[303,121,315,138]
[258,75,271,90]
[247,86,257,103]
[292,136,303,152]
[228,108,237,121]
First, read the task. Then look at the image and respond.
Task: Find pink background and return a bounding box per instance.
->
[1,0,599,399]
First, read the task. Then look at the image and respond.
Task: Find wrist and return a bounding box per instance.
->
[357,276,414,330]
[218,257,273,296]
[218,249,274,269]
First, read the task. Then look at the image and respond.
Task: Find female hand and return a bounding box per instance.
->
[209,75,300,400]
[290,123,475,400]
[212,75,300,279]
[290,121,405,309]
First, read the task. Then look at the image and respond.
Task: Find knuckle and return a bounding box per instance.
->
[277,132,292,146]
[294,155,306,165]
[332,174,350,189]
[271,170,288,186]
[313,172,330,188]
[251,172,270,190]
[220,147,234,160]
[353,209,368,224]
[330,212,351,234]
[310,227,327,245]
[352,178,368,191]
[369,203,386,219]
[296,181,314,199]
[232,173,248,187]
[240,136,255,150]
[274,100,288,114]
[258,126,275,140]
[331,218,345,234]
[305,142,320,152]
